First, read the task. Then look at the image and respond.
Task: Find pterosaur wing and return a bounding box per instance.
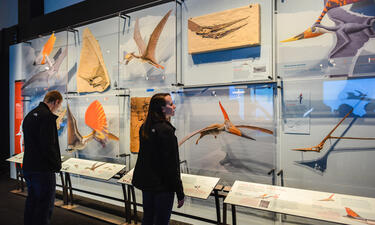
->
[234,125,274,135]
[21,70,48,90]
[328,7,375,58]
[67,105,83,147]
[52,47,68,72]
[329,5,373,24]
[178,125,219,146]
[144,10,172,61]
[134,18,147,56]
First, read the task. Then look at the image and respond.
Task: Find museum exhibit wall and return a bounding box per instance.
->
[9,0,375,224]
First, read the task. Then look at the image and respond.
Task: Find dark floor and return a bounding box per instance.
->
[0,170,114,225]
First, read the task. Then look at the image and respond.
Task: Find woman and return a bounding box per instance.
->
[132,93,185,225]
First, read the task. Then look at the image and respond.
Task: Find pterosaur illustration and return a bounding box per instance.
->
[188,16,249,39]
[85,162,107,171]
[22,47,67,91]
[347,90,368,100]
[85,100,119,145]
[124,10,172,69]
[344,207,375,224]
[34,33,56,67]
[66,100,119,152]
[178,101,273,146]
[293,108,375,152]
[319,193,335,201]
[257,194,279,199]
[313,7,375,59]
[281,0,368,43]
[67,104,93,151]
[296,113,375,173]
[77,28,110,93]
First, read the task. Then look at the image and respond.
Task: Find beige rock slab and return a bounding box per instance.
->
[188,4,260,54]
[130,97,151,153]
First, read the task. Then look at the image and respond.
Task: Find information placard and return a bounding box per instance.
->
[225,181,375,225]
[61,158,125,180]
[118,172,220,199]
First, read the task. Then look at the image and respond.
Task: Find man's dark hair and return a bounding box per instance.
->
[141,93,170,139]
[43,90,63,104]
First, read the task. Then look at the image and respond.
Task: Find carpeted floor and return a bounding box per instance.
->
[0,170,114,225]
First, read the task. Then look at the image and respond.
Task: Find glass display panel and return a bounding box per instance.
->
[280,78,375,198]
[21,31,68,100]
[65,94,121,163]
[277,0,375,78]
[18,31,69,154]
[119,2,177,88]
[173,84,276,185]
[124,86,178,169]
[182,0,273,85]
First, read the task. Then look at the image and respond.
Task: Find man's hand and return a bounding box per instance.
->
[177,197,185,208]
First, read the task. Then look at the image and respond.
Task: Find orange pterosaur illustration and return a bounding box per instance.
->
[281,0,365,43]
[67,100,119,152]
[319,193,335,201]
[178,101,274,146]
[344,207,375,224]
[124,10,172,69]
[293,108,375,152]
[34,33,56,67]
[257,194,279,199]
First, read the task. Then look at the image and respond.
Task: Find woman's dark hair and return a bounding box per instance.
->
[141,93,170,139]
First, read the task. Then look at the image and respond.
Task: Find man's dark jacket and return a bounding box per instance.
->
[132,120,185,201]
[22,102,62,172]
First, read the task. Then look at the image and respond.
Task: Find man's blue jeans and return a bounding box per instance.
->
[23,171,56,225]
[142,191,174,225]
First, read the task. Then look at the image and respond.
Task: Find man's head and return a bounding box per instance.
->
[43,90,63,113]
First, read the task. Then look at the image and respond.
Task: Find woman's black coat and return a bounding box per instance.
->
[132,120,185,201]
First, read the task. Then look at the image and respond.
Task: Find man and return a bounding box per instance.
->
[22,90,63,225]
